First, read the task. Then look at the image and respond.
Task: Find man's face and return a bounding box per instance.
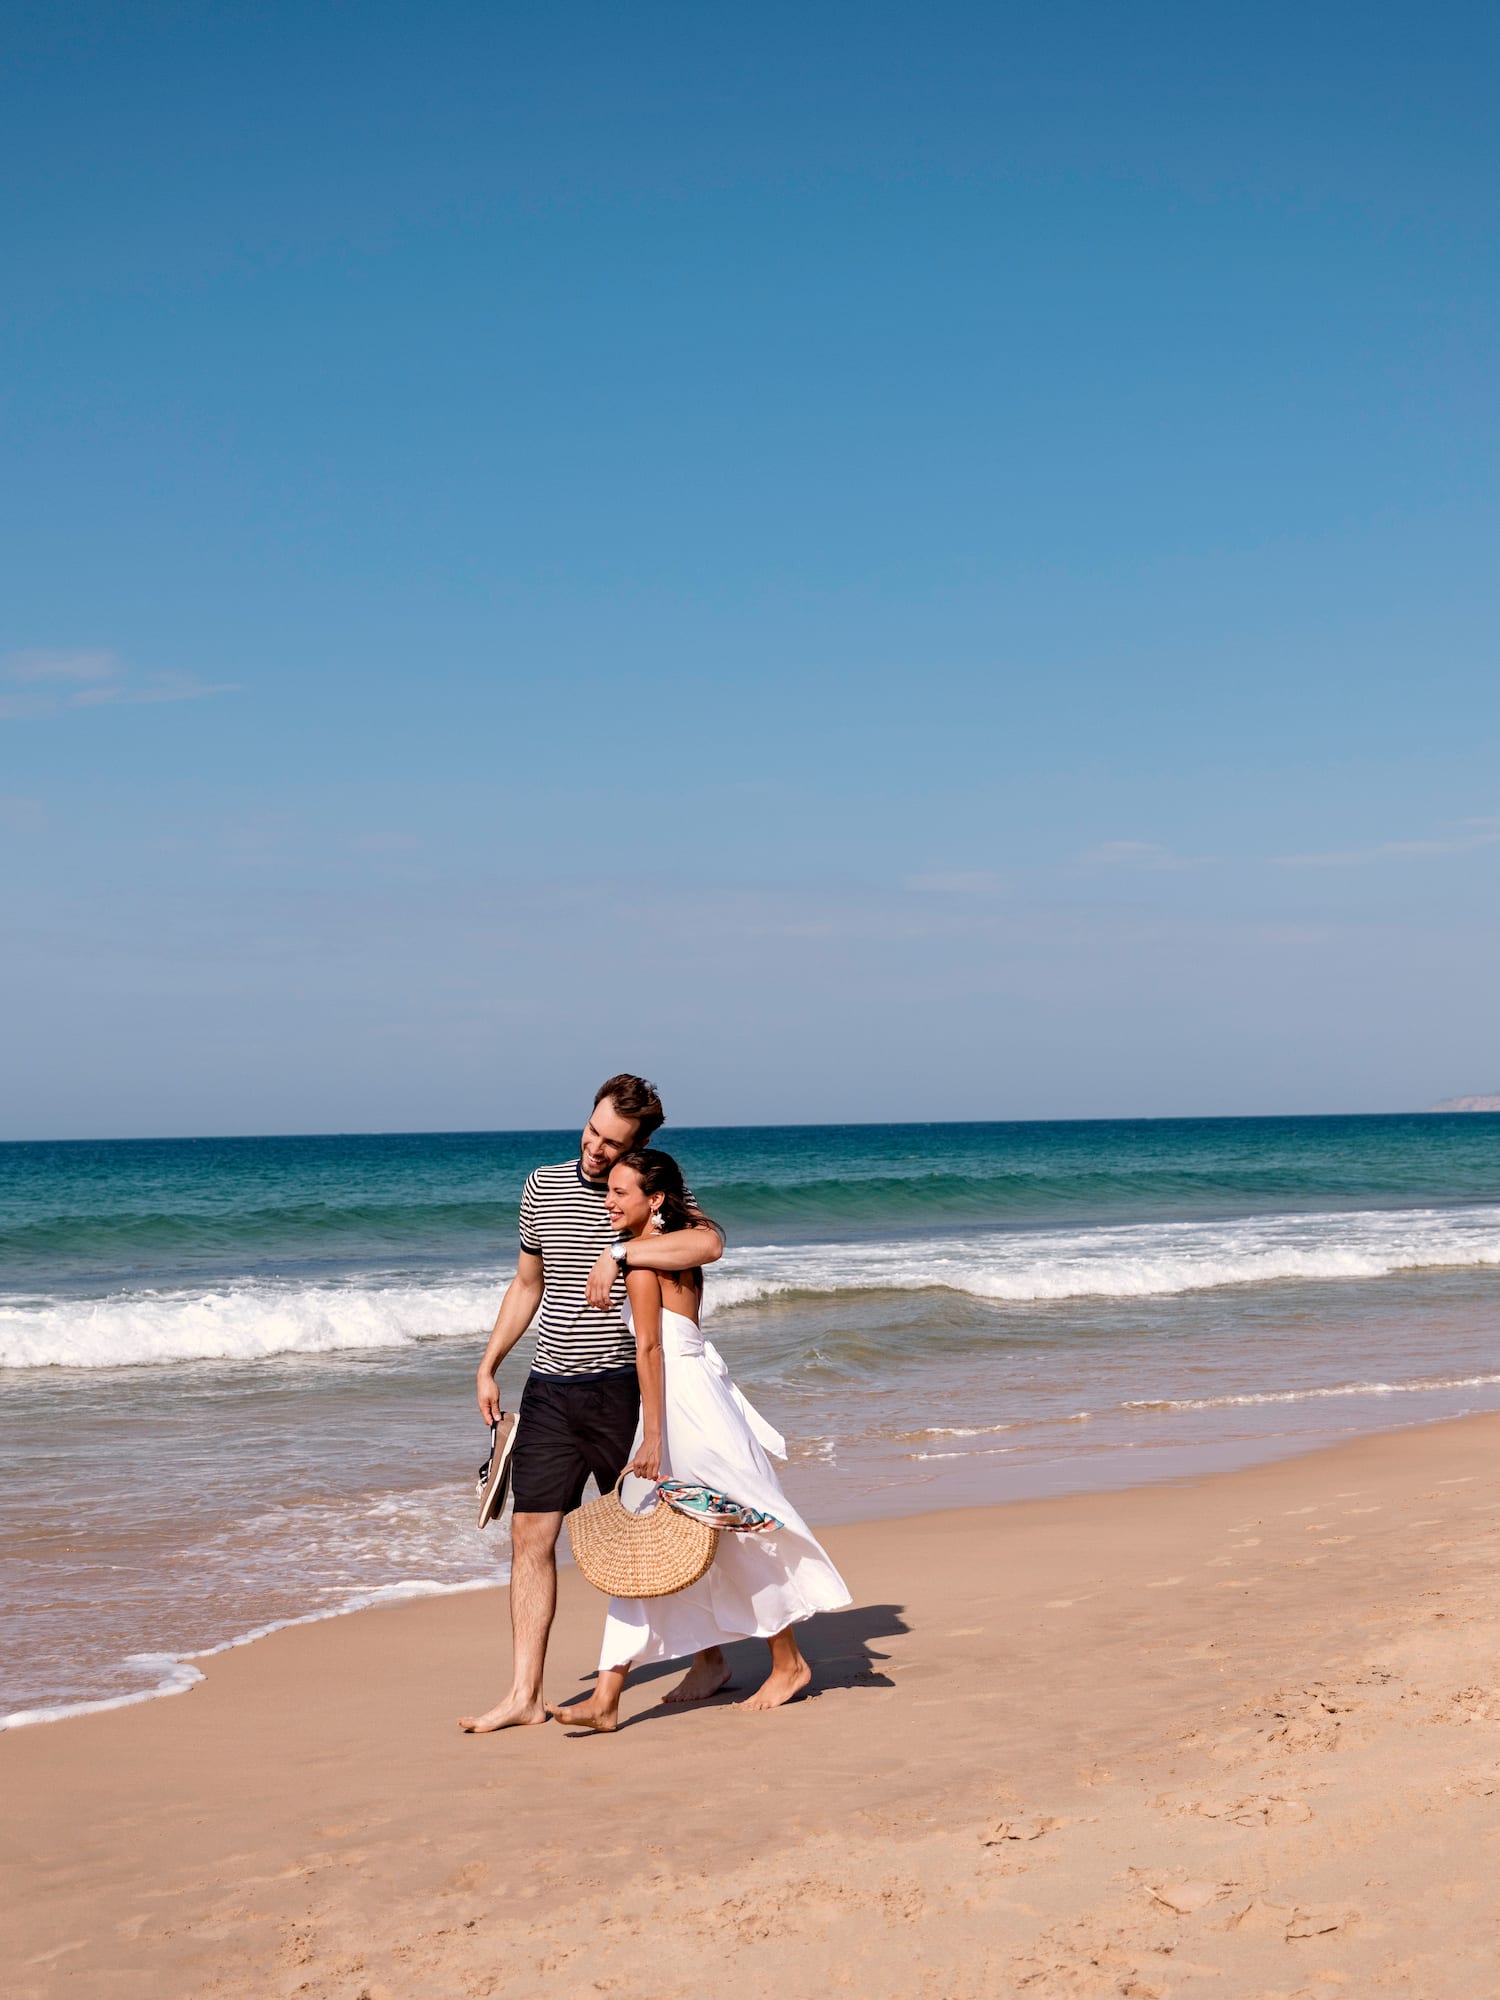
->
[580,1097,639,1181]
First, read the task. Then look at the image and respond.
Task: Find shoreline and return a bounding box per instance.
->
[8,1409,1500,1996]
[10,1118,1500,1729]
[0,1576,504,1734]
[5,1400,1496,1728]
[5,1399,1486,1733]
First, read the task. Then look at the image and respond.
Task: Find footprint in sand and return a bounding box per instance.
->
[1443,1689,1500,1723]
[982,1815,1061,1844]
[1251,1686,1358,1753]
[1284,1506,1318,1516]
[1230,1538,1262,1547]
[1226,1897,1360,1940]
[1314,1535,1354,1545]
[1147,1878,1234,1916]
[1146,1577,1185,1589]
[1285,1903,1359,1939]
[1163,1794,1313,1828]
[1447,1764,1500,1797]
[1343,1505,1381,1515]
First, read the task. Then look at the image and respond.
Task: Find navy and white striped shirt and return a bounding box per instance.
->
[519,1160,633,1376]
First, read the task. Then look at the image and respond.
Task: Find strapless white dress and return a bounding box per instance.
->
[597,1303,852,1670]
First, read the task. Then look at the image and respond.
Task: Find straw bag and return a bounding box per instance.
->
[567,1475,718,1598]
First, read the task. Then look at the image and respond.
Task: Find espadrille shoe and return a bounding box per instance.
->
[475,1411,518,1529]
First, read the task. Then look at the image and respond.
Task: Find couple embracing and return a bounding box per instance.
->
[460,1073,849,1734]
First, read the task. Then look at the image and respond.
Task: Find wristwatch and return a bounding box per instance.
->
[610,1241,630,1270]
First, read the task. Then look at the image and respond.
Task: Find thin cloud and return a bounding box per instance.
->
[72,675,239,709]
[0,650,236,719]
[1277,818,1500,867]
[905,870,1009,895]
[1075,840,1208,871]
[5,649,117,685]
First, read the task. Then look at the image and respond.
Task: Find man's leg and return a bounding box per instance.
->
[457,1509,563,1732]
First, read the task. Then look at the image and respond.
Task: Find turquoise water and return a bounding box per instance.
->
[3,1114,1500,1723]
[6,1113,1500,1303]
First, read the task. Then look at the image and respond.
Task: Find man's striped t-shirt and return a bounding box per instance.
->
[518,1160,632,1376]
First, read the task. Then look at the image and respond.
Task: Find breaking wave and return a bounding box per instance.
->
[5,1202,1500,1371]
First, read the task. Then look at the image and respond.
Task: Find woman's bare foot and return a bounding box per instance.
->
[457,1694,550,1733]
[546,1699,618,1734]
[660,1649,732,1705]
[736,1657,812,1710]
[737,1632,813,1713]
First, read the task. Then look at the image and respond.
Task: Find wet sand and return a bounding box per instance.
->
[7,1413,1500,1998]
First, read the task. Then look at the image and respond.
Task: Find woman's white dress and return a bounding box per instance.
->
[598,1302,851,1670]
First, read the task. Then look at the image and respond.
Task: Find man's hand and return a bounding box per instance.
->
[477,1370,501,1425]
[586,1247,620,1311]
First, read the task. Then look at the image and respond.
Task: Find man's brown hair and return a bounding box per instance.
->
[593,1072,665,1145]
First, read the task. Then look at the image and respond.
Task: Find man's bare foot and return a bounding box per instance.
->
[660,1652,732,1705]
[457,1695,550,1733]
[546,1699,618,1734]
[736,1659,812,1711]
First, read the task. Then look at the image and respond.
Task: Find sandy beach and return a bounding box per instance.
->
[7,1412,1500,1999]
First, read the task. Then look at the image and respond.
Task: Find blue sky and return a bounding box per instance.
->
[4,1,1498,1137]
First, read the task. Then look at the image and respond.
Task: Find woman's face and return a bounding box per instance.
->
[605,1165,656,1236]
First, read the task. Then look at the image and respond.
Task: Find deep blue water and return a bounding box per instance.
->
[4,1114,1499,1300]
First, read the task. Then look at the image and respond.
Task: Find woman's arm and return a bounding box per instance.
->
[586,1219,723,1308]
[626,1266,666,1482]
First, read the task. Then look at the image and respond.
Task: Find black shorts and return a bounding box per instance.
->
[510,1368,640,1515]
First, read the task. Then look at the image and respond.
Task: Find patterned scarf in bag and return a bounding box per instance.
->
[656,1479,782,1534]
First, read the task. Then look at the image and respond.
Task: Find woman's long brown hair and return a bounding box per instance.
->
[614,1148,720,1296]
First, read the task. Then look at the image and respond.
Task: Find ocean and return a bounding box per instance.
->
[4,1114,1500,1725]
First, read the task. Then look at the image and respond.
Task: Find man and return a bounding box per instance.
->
[458,1073,727,1732]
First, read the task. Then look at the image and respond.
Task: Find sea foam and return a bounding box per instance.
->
[711,1203,1500,1311]
[5,1203,1500,1371]
[0,1275,500,1370]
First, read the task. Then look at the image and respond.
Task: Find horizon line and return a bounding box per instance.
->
[4,1106,1496,1147]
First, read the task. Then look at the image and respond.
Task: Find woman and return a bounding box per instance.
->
[548,1148,850,1730]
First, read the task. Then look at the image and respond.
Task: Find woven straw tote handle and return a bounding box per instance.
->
[613,1470,660,1512]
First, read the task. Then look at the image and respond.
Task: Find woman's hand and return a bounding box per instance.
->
[630,1436,663,1482]
[586,1247,620,1310]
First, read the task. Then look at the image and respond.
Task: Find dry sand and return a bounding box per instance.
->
[6,1414,1500,1999]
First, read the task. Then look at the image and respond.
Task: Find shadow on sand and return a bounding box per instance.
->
[550,1601,909,1733]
